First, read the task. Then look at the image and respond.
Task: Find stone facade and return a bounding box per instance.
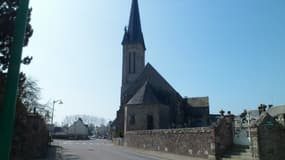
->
[125,104,170,131]
[121,43,145,95]
[185,97,210,127]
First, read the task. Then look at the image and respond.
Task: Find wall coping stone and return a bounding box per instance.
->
[126,127,214,135]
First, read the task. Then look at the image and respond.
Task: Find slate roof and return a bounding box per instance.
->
[122,63,182,106]
[247,110,260,120]
[127,81,160,105]
[122,0,145,50]
[253,112,279,127]
[186,97,209,107]
[136,63,180,94]
[268,105,285,117]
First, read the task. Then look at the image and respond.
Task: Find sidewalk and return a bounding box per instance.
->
[34,145,63,160]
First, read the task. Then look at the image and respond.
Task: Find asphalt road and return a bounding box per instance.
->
[53,139,167,160]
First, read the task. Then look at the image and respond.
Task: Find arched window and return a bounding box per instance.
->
[133,52,136,73]
[128,52,136,73]
[128,53,131,73]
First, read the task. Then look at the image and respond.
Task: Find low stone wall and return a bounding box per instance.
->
[112,138,124,146]
[125,128,215,159]
[124,116,234,160]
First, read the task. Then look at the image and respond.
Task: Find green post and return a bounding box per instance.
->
[0,0,30,159]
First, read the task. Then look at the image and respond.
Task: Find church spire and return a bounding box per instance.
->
[122,0,145,50]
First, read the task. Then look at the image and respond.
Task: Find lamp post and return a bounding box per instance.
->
[51,99,63,126]
[48,100,62,142]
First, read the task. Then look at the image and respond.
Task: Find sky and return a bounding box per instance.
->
[22,0,285,124]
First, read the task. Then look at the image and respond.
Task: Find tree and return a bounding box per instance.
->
[18,77,41,111]
[0,0,33,75]
[240,109,247,124]
[62,114,108,127]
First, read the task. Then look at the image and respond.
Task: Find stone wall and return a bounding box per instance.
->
[112,138,124,146]
[258,126,285,160]
[250,126,285,160]
[213,115,234,157]
[250,113,285,160]
[125,127,215,159]
[124,116,234,159]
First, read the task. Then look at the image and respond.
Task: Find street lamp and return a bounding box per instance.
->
[51,99,63,126]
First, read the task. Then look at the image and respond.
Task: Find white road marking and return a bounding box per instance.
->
[58,140,112,146]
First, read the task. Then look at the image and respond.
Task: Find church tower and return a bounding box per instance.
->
[121,0,146,101]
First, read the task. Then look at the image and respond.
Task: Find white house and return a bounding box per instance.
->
[67,118,89,139]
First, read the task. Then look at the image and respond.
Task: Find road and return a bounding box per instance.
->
[52,139,174,160]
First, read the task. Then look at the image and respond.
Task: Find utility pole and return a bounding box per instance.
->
[0,0,30,159]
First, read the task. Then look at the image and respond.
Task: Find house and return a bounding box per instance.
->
[268,105,285,126]
[233,104,285,146]
[243,104,285,126]
[67,118,89,139]
[52,126,68,139]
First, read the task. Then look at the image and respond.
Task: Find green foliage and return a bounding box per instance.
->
[0,0,33,74]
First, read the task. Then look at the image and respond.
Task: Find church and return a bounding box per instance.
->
[115,0,210,137]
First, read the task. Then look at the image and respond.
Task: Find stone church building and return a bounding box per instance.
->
[115,0,210,136]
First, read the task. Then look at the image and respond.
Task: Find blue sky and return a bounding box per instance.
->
[22,0,285,124]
